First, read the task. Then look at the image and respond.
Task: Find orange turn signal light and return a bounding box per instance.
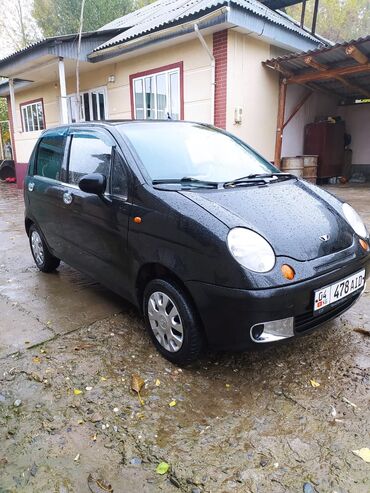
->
[359,238,369,251]
[133,216,142,224]
[281,264,295,280]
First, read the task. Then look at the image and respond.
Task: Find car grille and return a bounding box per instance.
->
[294,293,360,333]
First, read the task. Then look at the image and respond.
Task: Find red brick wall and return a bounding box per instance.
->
[213,30,228,129]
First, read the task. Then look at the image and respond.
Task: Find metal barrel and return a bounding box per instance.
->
[281,156,304,178]
[302,155,318,184]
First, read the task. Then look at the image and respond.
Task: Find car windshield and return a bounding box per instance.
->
[119,122,278,184]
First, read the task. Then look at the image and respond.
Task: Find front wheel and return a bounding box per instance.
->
[143,279,204,364]
[29,224,60,273]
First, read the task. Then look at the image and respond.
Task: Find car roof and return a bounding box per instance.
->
[44,120,211,132]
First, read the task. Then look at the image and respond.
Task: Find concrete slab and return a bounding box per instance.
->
[0,296,54,357]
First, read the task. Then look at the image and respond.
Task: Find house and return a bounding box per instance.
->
[0,0,326,187]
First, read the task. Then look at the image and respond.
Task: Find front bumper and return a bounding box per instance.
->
[185,255,370,350]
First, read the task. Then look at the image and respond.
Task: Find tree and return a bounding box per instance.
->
[286,0,370,43]
[33,0,137,37]
[0,0,40,54]
[0,99,8,122]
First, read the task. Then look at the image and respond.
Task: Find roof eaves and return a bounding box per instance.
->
[92,0,324,55]
[0,29,124,66]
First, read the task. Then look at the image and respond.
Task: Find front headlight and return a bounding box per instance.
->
[227,228,275,273]
[342,203,368,239]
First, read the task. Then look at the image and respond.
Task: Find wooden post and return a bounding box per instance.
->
[274,78,287,168]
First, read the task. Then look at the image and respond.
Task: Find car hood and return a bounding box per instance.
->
[180,179,354,261]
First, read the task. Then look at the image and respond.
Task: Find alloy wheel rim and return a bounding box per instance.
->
[31,231,44,266]
[147,291,184,352]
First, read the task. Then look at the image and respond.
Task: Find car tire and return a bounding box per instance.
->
[143,279,204,365]
[29,224,60,273]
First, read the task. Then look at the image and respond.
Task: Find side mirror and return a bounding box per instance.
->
[79,173,106,196]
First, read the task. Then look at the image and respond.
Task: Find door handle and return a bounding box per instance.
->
[63,191,73,205]
[28,182,35,192]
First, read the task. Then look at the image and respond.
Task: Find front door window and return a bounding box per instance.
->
[67,88,107,123]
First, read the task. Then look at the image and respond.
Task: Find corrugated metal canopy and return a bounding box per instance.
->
[260,0,303,8]
[264,35,370,103]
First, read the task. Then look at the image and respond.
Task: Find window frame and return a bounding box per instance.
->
[66,87,108,123]
[34,129,68,180]
[20,98,45,133]
[129,62,184,121]
[64,128,115,191]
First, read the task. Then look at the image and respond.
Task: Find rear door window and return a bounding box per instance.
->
[36,130,67,180]
[68,131,113,188]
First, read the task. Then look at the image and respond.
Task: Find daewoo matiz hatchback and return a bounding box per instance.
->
[24,121,370,364]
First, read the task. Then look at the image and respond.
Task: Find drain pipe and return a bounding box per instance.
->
[194,24,215,126]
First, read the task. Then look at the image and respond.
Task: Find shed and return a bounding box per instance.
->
[264,35,370,182]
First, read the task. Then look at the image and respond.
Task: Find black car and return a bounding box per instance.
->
[24,121,370,364]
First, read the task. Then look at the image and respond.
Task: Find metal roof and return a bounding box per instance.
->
[264,35,370,103]
[0,29,122,67]
[96,0,320,52]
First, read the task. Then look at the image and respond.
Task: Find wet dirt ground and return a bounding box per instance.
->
[0,183,369,493]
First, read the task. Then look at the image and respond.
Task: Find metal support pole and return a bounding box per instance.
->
[300,0,306,28]
[274,78,287,168]
[58,57,69,124]
[8,79,17,134]
[311,0,319,34]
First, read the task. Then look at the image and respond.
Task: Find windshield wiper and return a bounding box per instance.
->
[224,172,295,188]
[152,177,219,188]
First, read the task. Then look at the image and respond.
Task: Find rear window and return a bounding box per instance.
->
[36,130,67,180]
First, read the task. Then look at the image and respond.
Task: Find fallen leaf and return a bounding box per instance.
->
[87,473,113,493]
[40,349,46,354]
[78,419,84,424]
[353,328,370,337]
[310,379,320,388]
[74,453,80,462]
[92,433,97,441]
[73,389,83,395]
[343,397,357,408]
[156,462,170,475]
[169,400,177,407]
[100,377,107,382]
[352,448,370,463]
[131,374,145,405]
[32,356,41,364]
[225,384,231,388]
[74,344,93,351]
[155,379,161,386]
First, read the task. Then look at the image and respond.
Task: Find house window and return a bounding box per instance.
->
[131,63,183,120]
[67,87,107,123]
[20,100,45,132]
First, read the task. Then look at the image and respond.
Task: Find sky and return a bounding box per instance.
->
[0,0,41,60]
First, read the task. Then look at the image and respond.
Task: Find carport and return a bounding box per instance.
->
[264,35,370,182]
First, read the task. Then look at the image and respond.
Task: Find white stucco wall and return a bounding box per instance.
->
[281,84,338,158]
[226,31,280,162]
[12,36,214,163]
[337,104,370,165]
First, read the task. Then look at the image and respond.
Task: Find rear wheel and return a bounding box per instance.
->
[143,279,204,364]
[29,224,60,273]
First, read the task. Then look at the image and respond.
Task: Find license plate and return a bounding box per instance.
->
[314,269,365,312]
